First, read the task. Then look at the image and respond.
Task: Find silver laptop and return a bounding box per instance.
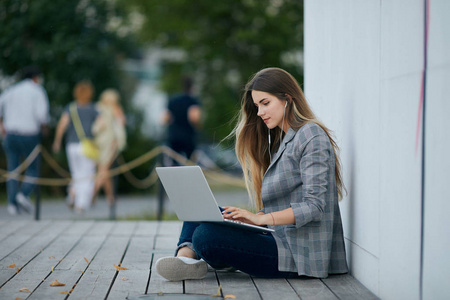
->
[156,166,274,233]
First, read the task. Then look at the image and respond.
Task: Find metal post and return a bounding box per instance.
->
[110,159,118,220]
[157,178,165,221]
[34,186,40,221]
[157,152,166,221]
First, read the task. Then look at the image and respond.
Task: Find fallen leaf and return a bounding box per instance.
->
[51,266,54,272]
[16,267,21,274]
[78,270,84,273]
[84,257,89,264]
[19,288,31,293]
[50,280,66,287]
[211,285,222,297]
[15,297,23,300]
[8,264,16,268]
[114,264,128,270]
[224,295,236,299]
[49,256,55,259]
[120,277,128,281]
[60,291,70,294]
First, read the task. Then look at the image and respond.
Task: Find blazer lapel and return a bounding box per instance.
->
[266,127,296,174]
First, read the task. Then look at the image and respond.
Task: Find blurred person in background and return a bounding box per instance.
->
[0,66,49,215]
[52,80,98,213]
[91,89,126,209]
[162,76,202,164]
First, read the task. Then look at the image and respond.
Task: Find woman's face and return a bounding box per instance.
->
[251,90,288,132]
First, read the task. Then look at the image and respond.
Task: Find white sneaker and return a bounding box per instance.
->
[7,204,19,215]
[156,257,208,281]
[16,193,34,213]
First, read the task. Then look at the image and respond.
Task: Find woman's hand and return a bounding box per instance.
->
[223,207,296,226]
[222,206,265,226]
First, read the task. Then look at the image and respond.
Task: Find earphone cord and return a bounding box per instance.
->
[280,102,287,145]
[268,130,272,162]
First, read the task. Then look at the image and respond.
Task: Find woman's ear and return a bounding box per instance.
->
[285,93,292,104]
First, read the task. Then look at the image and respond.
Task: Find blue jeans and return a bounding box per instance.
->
[2,134,41,207]
[176,221,298,278]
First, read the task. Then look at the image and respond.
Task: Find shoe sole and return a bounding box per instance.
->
[17,200,33,213]
[156,257,208,281]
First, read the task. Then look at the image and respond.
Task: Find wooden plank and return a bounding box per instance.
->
[110,221,138,236]
[55,223,114,271]
[29,226,112,299]
[0,220,51,262]
[253,278,300,299]
[288,277,338,300]
[107,235,155,300]
[216,271,261,300]
[63,220,95,235]
[147,253,183,294]
[154,236,178,253]
[0,221,89,300]
[0,220,70,287]
[158,221,183,236]
[184,270,220,295]
[0,220,31,242]
[134,221,159,236]
[321,274,379,300]
[68,234,131,299]
[86,221,115,236]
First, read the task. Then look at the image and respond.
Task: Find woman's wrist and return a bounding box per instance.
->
[261,213,275,226]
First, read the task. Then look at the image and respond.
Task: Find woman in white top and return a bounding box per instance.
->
[53,81,98,213]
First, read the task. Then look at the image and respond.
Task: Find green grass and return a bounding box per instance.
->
[118,211,180,221]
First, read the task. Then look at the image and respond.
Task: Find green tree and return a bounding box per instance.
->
[0,0,137,105]
[124,0,303,143]
[0,0,151,196]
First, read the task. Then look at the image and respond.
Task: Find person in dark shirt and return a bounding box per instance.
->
[162,77,202,163]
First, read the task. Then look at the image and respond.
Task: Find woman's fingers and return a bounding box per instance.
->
[222,207,260,225]
[222,206,244,219]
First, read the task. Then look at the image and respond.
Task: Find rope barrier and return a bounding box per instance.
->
[0,145,42,183]
[40,146,71,178]
[116,155,160,189]
[0,144,245,189]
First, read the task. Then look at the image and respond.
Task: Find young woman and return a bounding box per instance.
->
[156,67,348,280]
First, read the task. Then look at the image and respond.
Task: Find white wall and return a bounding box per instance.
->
[422,1,450,299]
[304,1,449,299]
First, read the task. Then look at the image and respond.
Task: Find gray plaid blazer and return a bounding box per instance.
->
[261,122,348,278]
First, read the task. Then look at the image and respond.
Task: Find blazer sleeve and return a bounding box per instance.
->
[291,133,331,228]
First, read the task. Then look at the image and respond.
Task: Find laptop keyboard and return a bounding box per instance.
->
[225,219,246,225]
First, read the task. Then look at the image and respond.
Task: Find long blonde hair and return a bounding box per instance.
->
[233,68,345,210]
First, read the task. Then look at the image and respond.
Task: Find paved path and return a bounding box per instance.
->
[0,190,251,221]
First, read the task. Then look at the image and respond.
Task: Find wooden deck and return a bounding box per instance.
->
[0,220,378,300]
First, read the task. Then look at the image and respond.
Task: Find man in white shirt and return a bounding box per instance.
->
[0,66,50,215]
